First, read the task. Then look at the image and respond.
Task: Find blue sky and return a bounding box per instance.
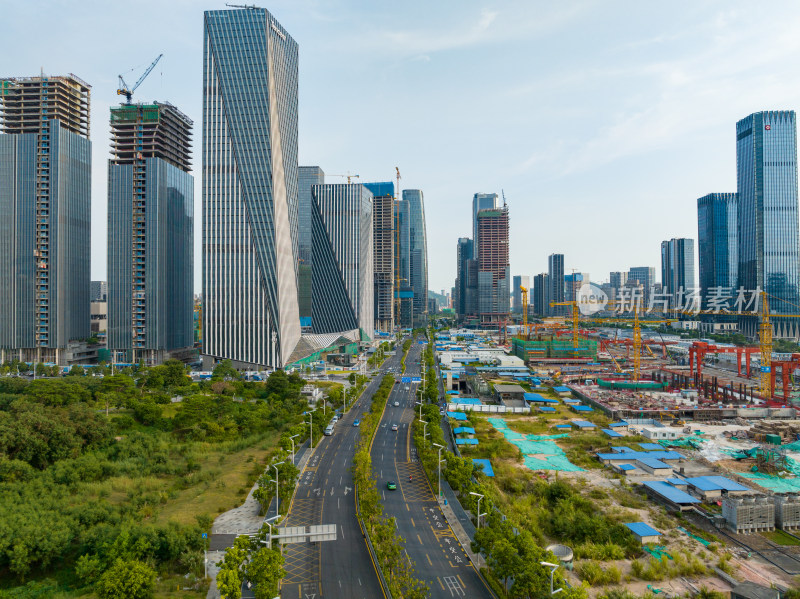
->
[4,1,800,294]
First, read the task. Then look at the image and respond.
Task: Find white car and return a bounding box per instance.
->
[394,401,400,407]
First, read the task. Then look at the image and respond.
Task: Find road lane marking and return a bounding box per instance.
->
[437,577,445,590]
[426,553,432,565]
[418,534,423,545]
[410,517,415,528]
[457,575,466,587]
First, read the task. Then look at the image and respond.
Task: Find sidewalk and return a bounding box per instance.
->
[205,440,315,599]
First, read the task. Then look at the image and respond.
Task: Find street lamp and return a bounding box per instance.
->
[420,420,428,440]
[415,400,423,420]
[262,514,281,548]
[433,443,445,499]
[469,492,486,528]
[307,409,316,450]
[288,434,300,465]
[272,460,285,519]
[540,562,563,596]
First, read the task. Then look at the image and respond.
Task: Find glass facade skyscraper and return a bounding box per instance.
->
[298,166,324,319]
[203,7,302,367]
[364,182,394,332]
[108,102,194,364]
[548,254,565,316]
[0,75,91,363]
[310,184,373,339]
[454,237,474,318]
[404,189,428,326]
[737,111,800,337]
[660,238,695,307]
[512,275,530,314]
[698,193,738,309]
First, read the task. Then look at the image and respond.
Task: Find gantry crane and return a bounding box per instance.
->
[117,54,163,104]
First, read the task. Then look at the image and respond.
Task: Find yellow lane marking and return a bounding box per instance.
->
[426,553,433,566]
[437,577,445,590]
[417,534,423,545]
[410,517,415,528]
[457,575,466,587]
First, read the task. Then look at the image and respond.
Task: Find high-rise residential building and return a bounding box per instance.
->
[0,74,91,364]
[565,273,589,302]
[628,266,656,307]
[107,101,194,364]
[512,275,530,314]
[472,192,500,259]
[533,273,550,316]
[394,196,412,328]
[661,238,695,309]
[310,184,373,339]
[404,189,428,326]
[737,111,800,338]
[363,182,394,333]
[298,166,324,320]
[698,193,738,309]
[548,254,565,316]
[91,281,108,302]
[454,237,474,318]
[202,8,302,368]
[476,205,510,328]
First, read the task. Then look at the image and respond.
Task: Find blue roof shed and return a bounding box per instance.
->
[453,427,476,435]
[472,459,494,477]
[539,406,557,413]
[446,412,468,421]
[641,481,701,505]
[602,429,623,438]
[624,522,662,542]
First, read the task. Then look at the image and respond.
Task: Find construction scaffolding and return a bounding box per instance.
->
[511,337,597,361]
[372,191,394,332]
[0,74,90,136]
[722,495,775,534]
[775,494,800,531]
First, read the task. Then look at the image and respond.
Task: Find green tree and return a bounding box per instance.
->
[246,546,285,599]
[95,558,156,599]
[213,359,241,381]
[488,537,521,593]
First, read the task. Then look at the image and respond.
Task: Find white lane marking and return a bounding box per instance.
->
[340,524,345,539]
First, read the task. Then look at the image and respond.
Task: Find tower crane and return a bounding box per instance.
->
[117,54,163,104]
[520,286,529,339]
[328,173,360,184]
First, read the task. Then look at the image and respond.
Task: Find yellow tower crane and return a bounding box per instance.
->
[328,173,360,184]
[550,301,581,353]
[520,286,529,339]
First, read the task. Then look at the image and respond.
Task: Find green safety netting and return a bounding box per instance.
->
[643,545,672,560]
[488,418,583,472]
[676,526,711,547]
[597,379,667,390]
[738,471,800,493]
[658,437,706,450]
[781,440,800,452]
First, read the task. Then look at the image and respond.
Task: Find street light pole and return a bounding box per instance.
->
[272,460,285,519]
[289,434,299,465]
[307,410,315,450]
[540,562,563,596]
[433,443,444,499]
[469,492,485,528]
[415,400,422,420]
[421,420,428,440]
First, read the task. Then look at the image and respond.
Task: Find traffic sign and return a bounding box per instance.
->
[401,376,411,383]
[201,533,208,539]
[411,377,421,383]
[761,366,771,373]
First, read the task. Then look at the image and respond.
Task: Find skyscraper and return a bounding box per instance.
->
[404,189,428,326]
[108,101,194,364]
[394,196,412,328]
[363,182,394,333]
[609,272,627,289]
[203,7,301,368]
[512,275,530,314]
[698,193,738,309]
[310,184,373,339]
[472,192,500,258]
[737,111,800,338]
[455,237,474,318]
[298,166,324,319]
[533,273,550,316]
[476,205,510,328]
[548,254,565,316]
[660,238,695,308]
[0,74,91,363]
[628,266,656,306]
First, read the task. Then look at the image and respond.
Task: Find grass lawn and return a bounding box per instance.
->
[763,530,800,546]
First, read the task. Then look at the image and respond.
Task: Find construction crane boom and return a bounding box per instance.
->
[328,173,360,184]
[117,54,163,104]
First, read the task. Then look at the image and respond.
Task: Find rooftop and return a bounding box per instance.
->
[641,481,701,504]
[624,522,661,538]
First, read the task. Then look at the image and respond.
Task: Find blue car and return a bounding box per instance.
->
[353,419,360,427]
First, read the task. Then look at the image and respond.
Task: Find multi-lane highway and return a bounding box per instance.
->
[280,349,405,599]
[371,337,493,598]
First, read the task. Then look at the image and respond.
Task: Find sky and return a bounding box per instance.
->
[4,0,800,294]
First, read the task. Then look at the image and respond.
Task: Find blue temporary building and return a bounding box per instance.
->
[624,522,662,543]
[684,476,750,492]
[617,463,636,471]
[570,404,593,413]
[554,386,572,393]
[608,421,628,428]
[456,438,479,445]
[523,392,558,404]
[472,459,495,477]
[539,406,557,413]
[637,457,671,470]
[641,481,700,505]
[602,428,623,438]
[446,412,468,421]
[638,443,664,451]
[611,446,637,453]
[555,424,572,430]
[597,450,683,462]
[456,397,482,405]
[571,420,596,429]
[453,427,476,435]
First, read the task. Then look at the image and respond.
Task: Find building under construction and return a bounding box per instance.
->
[0,74,92,364]
[107,101,194,365]
[365,182,394,332]
[511,337,598,361]
[722,495,776,533]
[476,206,510,329]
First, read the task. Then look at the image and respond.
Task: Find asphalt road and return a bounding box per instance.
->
[371,337,493,599]
[280,349,405,599]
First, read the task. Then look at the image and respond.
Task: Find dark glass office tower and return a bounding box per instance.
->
[364,182,394,332]
[698,193,738,309]
[737,111,800,338]
[404,189,428,326]
[298,166,324,320]
[548,254,565,316]
[203,7,302,367]
[107,102,194,364]
[661,238,695,308]
[0,74,91,364]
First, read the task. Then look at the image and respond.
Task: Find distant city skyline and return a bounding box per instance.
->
[7,3,800,294]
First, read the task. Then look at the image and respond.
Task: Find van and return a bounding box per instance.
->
[324,424,334,436]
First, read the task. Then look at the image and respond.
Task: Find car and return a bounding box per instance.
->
[391,424,398,431]
[353,419,360,427]
[394,401,400,407]
[387,481,397,490]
